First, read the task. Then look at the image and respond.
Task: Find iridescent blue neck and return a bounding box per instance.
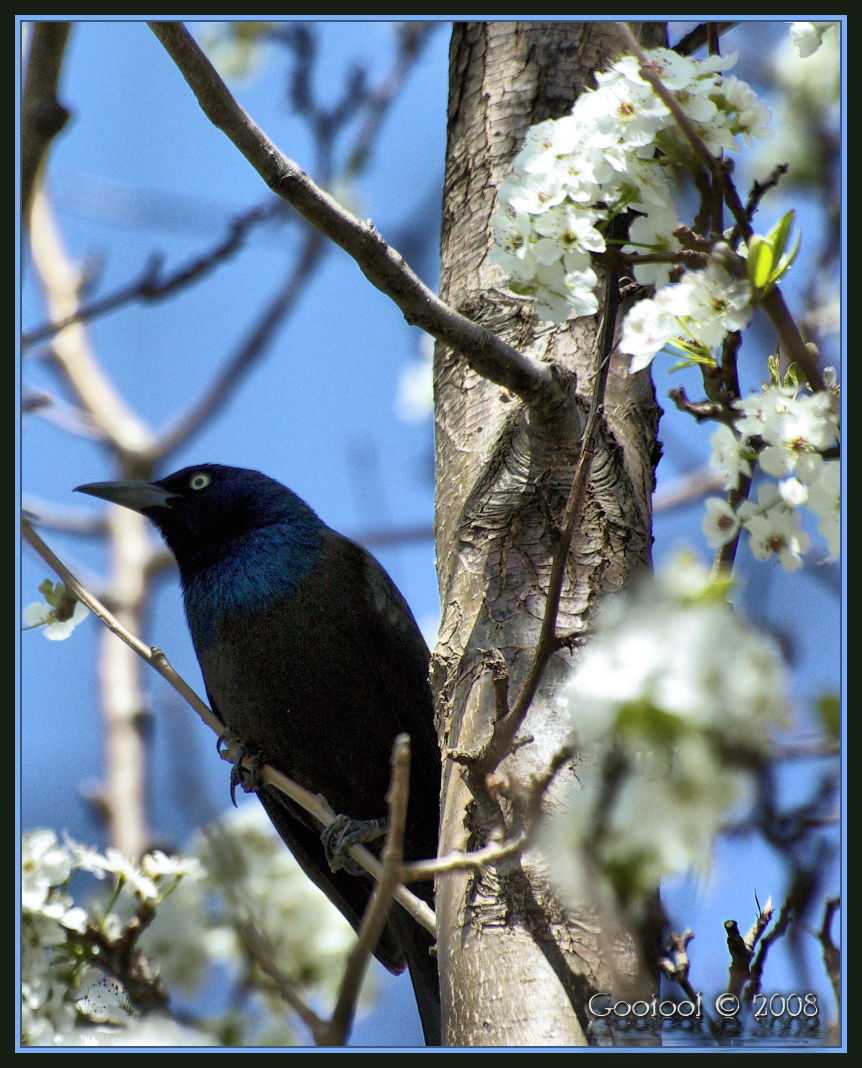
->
[180,522,325,649]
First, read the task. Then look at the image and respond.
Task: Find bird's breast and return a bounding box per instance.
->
[188,564,405,818]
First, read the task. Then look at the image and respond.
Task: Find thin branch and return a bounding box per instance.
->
[147,21,569,425]
[618,23,825,394]
[239,920,329,1043]
[474,262,623,775]
[22,519,435,936]
[322,734,412,1046]
[672,22,739,57]
[403,831,527,881]
[149,227,325,462]
[738,163,789,240]
[817,897,841,1014]
[723,918,753,999]
[22,205,271,349]
[668,385,726,424]
[746,895,793,1003]
[23,518,219,731]
[760,287,826,392]
[404,740,576,881]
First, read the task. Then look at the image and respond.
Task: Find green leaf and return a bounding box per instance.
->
[747,236,775,291]
[768,209,796,263]
[770,228,801,285]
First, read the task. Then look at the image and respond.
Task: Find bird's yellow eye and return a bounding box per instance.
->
[189,473,211,491]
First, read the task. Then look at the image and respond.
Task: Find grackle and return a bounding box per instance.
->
[76,464,441,1045]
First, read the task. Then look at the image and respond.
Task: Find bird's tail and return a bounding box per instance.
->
[390,900,441,1046]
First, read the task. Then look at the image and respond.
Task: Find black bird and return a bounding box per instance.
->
[76,464,441,1045]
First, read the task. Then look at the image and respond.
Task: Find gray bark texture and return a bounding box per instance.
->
[432,22,666,1046]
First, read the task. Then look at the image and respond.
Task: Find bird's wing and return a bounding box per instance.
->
[206,682,407,971]
[337,535,442,798]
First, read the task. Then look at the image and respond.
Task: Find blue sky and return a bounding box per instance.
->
[19,19,843,1049]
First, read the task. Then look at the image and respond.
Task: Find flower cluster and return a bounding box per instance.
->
[704,381,840,567]
[21,808,359,1047]
[545,553,788,902]
[491,46,771,323]
[620,244,754,371]
[21,829,201,1046]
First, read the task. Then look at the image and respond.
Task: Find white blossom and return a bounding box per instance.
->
[789,21,836,58]
[702,497,741,547]
[619,298,678,371]
[738,484,810,571]
[757,389,839,477]
[491,45,771,328]
[547,553,788,901]
[805,459,840,559]
[23,591,89,641]
[709,422,752,491]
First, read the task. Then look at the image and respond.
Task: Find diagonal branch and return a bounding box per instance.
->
[618,22,825,394]
[22,519,435,936]
[150,227,325,462]
[147,21,569,426]
[22,205,272,349]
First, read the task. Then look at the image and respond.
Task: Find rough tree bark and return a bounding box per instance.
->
[433,22,666,1046]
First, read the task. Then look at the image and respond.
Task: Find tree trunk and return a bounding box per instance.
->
[433,21,666,1046]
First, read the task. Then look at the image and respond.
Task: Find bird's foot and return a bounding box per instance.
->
[321,814,388,875]
[226,743,267,806]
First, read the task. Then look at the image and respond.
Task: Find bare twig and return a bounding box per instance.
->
[724,918,752,999]
[817,897,841,1014]
[659,928,694,985]
[668,386,726,424]
[747,895,793,1003]
[22,205,271,349]
[239,920,329,1042]
[738,163,789,240]
[404,740,576,881]
[672,22,739,57]
[147,22,569,427]
[403,831,527,881]
[322,734,412,1046]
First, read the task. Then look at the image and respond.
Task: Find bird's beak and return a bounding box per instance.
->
[74,480,180,513]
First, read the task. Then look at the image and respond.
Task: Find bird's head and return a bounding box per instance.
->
[75,464,323,570]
